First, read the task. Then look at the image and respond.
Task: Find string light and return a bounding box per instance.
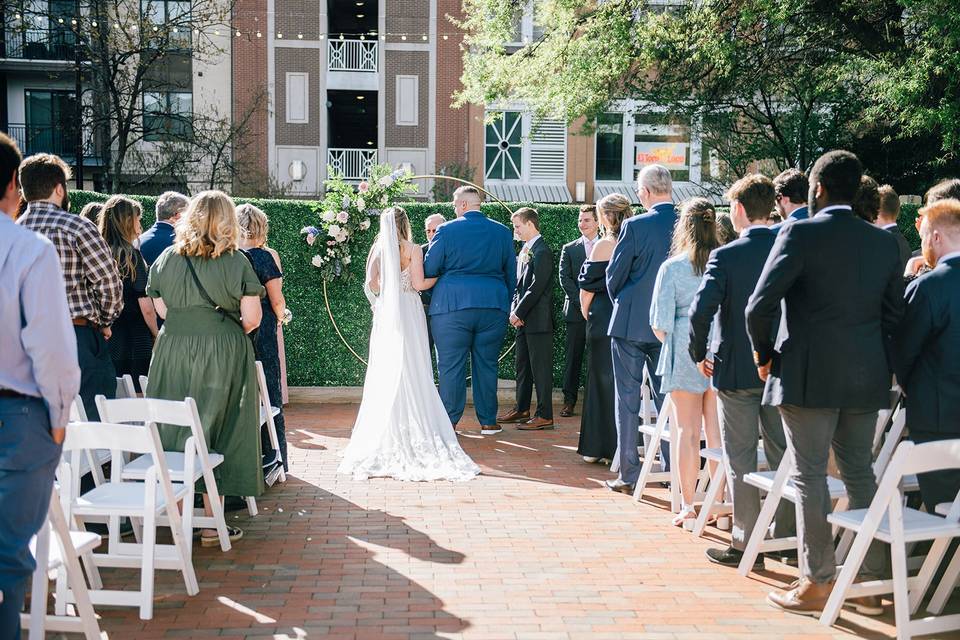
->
[256,30,262,38]
[297,33,303,39]
[236,30,241,36]
[277,32,283,38]
[421,35,427,40]
[401,34,406,40]
[91,20,97,27]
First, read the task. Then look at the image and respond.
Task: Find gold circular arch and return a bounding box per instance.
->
[323,174,518,368]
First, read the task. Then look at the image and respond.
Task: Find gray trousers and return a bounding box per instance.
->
[717,389,795,550]
[779,405,886,583]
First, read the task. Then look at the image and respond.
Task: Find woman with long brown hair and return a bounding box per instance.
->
[98,195,158,387]
[650,197,722,527]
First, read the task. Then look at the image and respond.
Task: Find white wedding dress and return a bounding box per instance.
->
[337,210,480,482]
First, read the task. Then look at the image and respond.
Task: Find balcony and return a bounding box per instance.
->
[3,28,77,61]
[327,39,378,72]
[327,148,377,181]
[6,123,100,162]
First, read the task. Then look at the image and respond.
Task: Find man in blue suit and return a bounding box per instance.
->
[138,190,188,266]
[605,164,677,492]
[771,169,808,232]
[424,186,516,435]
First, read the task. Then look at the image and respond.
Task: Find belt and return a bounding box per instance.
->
[0,389,27,399]
[72,318,90,326]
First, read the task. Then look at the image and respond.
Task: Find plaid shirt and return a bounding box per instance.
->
[17,201,123,326]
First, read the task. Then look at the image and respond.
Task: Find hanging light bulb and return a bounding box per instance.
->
[277,32,283,38]
[297,33,303,39]
[400,34,406,40]
[235,30,241,36]
[153,25,159,31]
[339,33,344,40]
[71,18,77,25]
[421,35,427,40]
[58,17,64,23]
[92,20,98,27]
[442,34,448,40]
[256,30,262,38]
[359,34,365,40]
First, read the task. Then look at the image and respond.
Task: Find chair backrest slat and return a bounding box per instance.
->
[95,396,213,460]
[115,375,137,399]
[62,421,155,455]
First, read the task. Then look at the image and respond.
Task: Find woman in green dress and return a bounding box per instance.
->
[146,190,265,545]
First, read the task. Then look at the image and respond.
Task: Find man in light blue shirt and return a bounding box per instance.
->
[0,131,80,639]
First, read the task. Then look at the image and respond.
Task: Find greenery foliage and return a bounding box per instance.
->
[69,190,920,387]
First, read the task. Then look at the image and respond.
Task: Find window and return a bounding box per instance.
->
[485,111,523,181]
[143,91,192,141]
[633,113,690,182]
[506,2,542,46]
[140,0,191,49]
[595,112,623,181]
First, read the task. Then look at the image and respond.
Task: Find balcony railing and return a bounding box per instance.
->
[5,123,99,161]
[3,28,77,61]
[327,39,378,72]
[327,148,377,181]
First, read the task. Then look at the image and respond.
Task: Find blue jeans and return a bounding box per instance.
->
[611,337,668,484]
[432,308,508,427]
[0,397,60,640]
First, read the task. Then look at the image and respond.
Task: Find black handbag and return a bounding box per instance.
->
[184,256,260,357]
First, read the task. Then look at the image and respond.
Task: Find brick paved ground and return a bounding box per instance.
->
[94,403,960,639]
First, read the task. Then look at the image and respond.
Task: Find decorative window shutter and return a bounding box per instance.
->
[528,118,566,182]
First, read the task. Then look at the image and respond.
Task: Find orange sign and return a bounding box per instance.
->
[635,142,688,170]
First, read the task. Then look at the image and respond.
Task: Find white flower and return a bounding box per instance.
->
[519,249,532,265]
[342,195,352,208]
[281,308,293,325]
[328,224,342,237]
[360,219,371,231]
[335,231,348,243]
[336,210,350,223]
[321,210,336,223]
[311,255,324,267]
[343,255,351,265]
[356,196,366,212]
[378,175,394,187]
[327,248,334,256]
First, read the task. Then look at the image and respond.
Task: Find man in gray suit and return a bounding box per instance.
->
[557,205,599,417]
[605,165,677,493]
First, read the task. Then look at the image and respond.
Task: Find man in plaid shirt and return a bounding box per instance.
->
[17,154,123,419]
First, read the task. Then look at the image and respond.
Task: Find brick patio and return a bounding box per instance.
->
[94,403,960,639]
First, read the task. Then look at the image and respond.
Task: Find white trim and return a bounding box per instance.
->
[427,0,437,178]
[266,0,276,184]
[285,72,309,124]
[383,43,431,51]
[273,39,325,48]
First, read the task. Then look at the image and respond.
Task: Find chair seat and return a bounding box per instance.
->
[121,451,224,482]
[30,530,101,570]
[72,482,187,516]
[259,406,281,424]
[746,470,847,500]
[701,447,768,467]
[829,507,960,543]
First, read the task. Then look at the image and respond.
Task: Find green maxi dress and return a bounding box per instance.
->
[146,248,266,498]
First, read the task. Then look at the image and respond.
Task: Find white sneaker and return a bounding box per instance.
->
[480,425,502,435]
[582,456,599,463]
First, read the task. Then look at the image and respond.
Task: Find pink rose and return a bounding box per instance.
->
[337,211,350,224]
[358,181,369,193]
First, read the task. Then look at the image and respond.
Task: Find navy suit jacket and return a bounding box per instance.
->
[513,237,554,333]
[895,256,960,436]
[746,206,905,409]
[423,211,516,315]
[606,202,676,343]
[558,237,587,323]
[771,206,808,233]
[689,226,777,392]
[138,221,176,266]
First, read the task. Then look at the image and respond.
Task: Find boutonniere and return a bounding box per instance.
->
[519,250,532,265]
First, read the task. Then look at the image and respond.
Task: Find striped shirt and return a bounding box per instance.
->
[17,201,123,326]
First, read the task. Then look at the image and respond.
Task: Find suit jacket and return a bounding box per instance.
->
[423,210,516,315]
[771,206,808,233]
[558,237,588,323]
[606,202,676,343]
[884,223,913,275]
[513,237,554,333]
[689,226,777,392]
[138,221,176,266]
[746,206,905,409]
[419,242,432,307]
[894,256,960,435]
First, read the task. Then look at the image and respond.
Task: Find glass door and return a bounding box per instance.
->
[25,89,77,156]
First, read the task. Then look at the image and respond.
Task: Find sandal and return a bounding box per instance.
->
[671,506,697,528]
[200,526,244,547]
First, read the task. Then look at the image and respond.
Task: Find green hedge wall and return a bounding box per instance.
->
[69,191,921,387]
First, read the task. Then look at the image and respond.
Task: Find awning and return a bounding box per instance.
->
[483,182,573,204]
[593,182,725,206]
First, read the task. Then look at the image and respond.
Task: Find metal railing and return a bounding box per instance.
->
[327,39,378,72]
[3,28,77,60]
[327,148,377,181]
[4,123,99,161]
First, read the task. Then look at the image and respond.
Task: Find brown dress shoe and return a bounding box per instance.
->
[496,409,530,424]
[847,595,884,616]
[517,417,555,430]
[766,578,834,616]
[559,403,574,417]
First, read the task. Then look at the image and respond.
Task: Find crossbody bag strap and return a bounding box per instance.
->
[184,256,245,330]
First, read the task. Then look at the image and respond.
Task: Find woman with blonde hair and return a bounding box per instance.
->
[650,197,722,527]
[146,190,265,545]
[98,195,157,387]
[576,193,631,464]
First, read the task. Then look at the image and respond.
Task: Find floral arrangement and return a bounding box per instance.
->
[302,164,416,282]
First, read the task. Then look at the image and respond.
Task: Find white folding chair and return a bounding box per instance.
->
[59,420,199,620]
[96,395,232,552]
[22,486,102,640]
[692,444,769,537]
[611,368,659,476]
[138,375,149,395]
[68,397,110,488]
[633,394,683,512]
[820,439,960,640]
[256,360,286,486]
[115,375,137,399]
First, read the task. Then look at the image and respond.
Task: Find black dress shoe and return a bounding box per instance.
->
[778,549,799,567]
[604,478,635,494]
[705,545,765,570]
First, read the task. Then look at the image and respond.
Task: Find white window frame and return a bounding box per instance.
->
[505,2,542,46]
[484,108,567,185]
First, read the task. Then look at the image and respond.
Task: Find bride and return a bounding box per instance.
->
[337,207,480,482]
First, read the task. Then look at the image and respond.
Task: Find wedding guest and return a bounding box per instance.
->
[421,213,446,362]
[877,184,911,273]
[139,190,189,267]
[498,207,555,430]
[238,203,289,473]
[853,175,881,223]
[576,196,627,463]
[147,190,264,545]
[895,198,960,512]
[906,178,960,277]
[689,175,793,568]
[771,168,809,232]
[99,195,158,390]
[0,132,80,640]
[716,212,737,245]
[558,205,598,417]
[17,153,122,420]
[79,201,102,224]
[747,150,903,616]
[650,198,722,526]
[605,164,677,493]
